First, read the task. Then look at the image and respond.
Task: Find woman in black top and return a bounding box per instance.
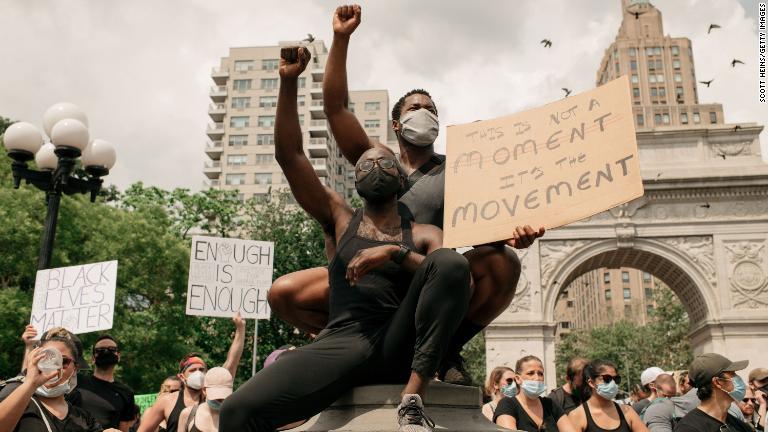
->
[494,355,577,432]
[568,359,647,432]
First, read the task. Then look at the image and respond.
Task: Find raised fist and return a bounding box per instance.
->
[279,46,311,79]
[333,4,361,36]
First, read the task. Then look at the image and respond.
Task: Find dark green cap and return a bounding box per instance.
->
[689,353,748,388]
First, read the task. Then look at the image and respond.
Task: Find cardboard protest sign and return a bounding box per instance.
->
[443,75,643,248]
[186,236,274,319]
[30,261,118,337]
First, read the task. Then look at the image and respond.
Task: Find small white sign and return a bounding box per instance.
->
[30,260,118,337]
[186,236,274,319]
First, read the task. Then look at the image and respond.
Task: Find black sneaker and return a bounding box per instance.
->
[437,352,474,386]
[397,394,435,432]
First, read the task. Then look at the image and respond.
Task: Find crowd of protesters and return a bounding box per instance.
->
[483,354,767,432]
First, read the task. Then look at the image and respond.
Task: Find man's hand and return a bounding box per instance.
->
[333,4,361,36]
[233,312,245,332]
[505,225,545,249]
[346,245,397,284]
[279,46,311,79]
[25,347,60,387]
[756,389,767,407]
[21,324,38,348]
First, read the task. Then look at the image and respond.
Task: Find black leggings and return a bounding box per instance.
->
[219,248,471,432]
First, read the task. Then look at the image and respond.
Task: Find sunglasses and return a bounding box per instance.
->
[504,378,515,385]
[357,158,396,172]
[94,347,119,354]
[599,374,622,385]
[742,398,756,404]
[61,356,74,368]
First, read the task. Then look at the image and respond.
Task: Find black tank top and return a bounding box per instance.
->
[583,401,631,432]
[326,209,416,329]
[166,389,187,432]
[184,403,202,432]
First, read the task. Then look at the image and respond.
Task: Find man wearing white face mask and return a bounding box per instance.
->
[494,355,577,432]
[177,367,233,432]
[138,314,245,432]
[0,326,120,432]
[267,3,546,388]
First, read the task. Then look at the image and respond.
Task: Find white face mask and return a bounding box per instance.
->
[399,108,439,147]
[35,369,77,398]
[186,370,205,390]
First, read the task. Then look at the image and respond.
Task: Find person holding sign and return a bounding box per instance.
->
[266,4,545,386]
[0,327,120,432]
[219,46,471,432]
[137,314,245,432]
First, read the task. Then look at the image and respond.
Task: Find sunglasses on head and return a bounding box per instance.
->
[599,374,622,385]
[357,158,396,172]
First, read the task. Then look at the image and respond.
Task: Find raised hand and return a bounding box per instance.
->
[233,311,245,332]
[333,4,361,36]
[25,347,60,387]
[346,245,397,284]
[505,225,546,249]
[21,324,38,347]
[279,46,311,79]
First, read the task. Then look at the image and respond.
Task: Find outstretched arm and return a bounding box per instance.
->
[324,4,374,165]
[222,312,245,379]
[276,46,344,232]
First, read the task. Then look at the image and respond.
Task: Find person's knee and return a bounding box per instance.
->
[267,275,298,312]
[426,248,471,286]
[220,395,272,432]
[471,245,521,294]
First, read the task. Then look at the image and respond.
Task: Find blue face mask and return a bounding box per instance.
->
[521,380,547,399]
[723,376,747,402]
[501,382,518,398]
[596,380,619,400]
[207,399,223,411]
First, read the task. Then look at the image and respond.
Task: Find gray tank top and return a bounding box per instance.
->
[397,154,446,229]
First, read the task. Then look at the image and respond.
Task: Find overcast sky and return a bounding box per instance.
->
[1,0,765,191]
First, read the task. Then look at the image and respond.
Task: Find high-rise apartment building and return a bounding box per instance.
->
[204,40,391,201]
[597,0,725,129]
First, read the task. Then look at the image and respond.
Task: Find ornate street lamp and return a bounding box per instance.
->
[2,102,116,270]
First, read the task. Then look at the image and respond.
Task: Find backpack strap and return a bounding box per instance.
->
[30,397,54,432]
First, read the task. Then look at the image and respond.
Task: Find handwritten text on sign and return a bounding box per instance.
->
[443,76,643,248]
[186,236,274,319]
[30,261,118,337]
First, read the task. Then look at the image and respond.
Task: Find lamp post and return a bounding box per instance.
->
[2,102,116,270]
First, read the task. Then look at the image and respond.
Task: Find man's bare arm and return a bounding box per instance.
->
[222,313,246,379]
[324,4,374,165]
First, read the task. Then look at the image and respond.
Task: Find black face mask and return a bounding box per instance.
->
[355,167,400,204]
[94,351,119,368]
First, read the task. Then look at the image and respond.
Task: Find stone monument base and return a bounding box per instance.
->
[294,381,515,432]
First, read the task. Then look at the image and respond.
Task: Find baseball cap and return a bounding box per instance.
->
[641,367,665,386]
[204,367,233,400]
[689,353,749,388]
[748,367,768,383]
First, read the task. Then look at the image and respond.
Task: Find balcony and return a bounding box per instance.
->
[310,157,328,176]
[210,85,227,102]
[308,119,329,138]
[206,122,225,139]
[307,137,328,157]
[310,81,322,95]
[205,140,223,160]
[204,179,221,188]
[211,67,229,85]
[309,100,326,119]
[204,160,221,179]
[208,103,226,122]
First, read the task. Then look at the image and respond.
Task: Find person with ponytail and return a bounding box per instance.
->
[482,366,517,421]
[568,359,648,432]
[494,355,577,431]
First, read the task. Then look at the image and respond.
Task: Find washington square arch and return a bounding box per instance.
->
[485,121,768,389]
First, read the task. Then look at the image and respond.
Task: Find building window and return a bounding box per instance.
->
[632,87,640,98]
[234,60,254,72]
[254,154,273,164]
[655,47,662,55]
[645,287,654,299]
[659,87,666,97]
[656,74,664,83]
[364,119,380,129]
[567,300,574,308]
[673,60,681,69]
[228,135,248,146]
[709,112,717,124]
[681,113,689,124]
[655,60,663,70]
[674,73,682,83]
[227,155,247,166]
[631,74,638,84]
[259,96,277,108]
[257,134,274,145]
[605,288,612,300]
[560,322,571,329]
[231,97,250,109]
[650,88,658,97]
[624,304,632,316]
[254,173,272,185]
[349,102,356,113]
[233,79,252,91]
[604,272,610,283]
[623,287,631,299]
[649,74,657,83]
[630,60,637,71]
[676,86,684,98]
[258,115,275,127]
[621,271,630,283]
[230,116,249,128]
[654,113,662,125]
[225,173,246,185]
[693,112,701,123]
[636,114,644,126]
[648,61,656,71]
[298,114,304,126]
[261,78,278,90]
[642,272,651,282]
[364,102,380,111]
[671,46,679,56]
[615,62,620,73]
[629,47,637,57]
[297,95,306,106]
[663,113,670,124]
[646,47,654,56]
[298,77,306,88]
[262,59,279,71]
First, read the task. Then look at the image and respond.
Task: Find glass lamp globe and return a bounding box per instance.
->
[2,122,44,160]
[35,143,58,171]
[82,139,116,171]
[50,119,89,152]
[43,103,89,138]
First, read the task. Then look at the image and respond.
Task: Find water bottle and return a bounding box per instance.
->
[36,347,62,384]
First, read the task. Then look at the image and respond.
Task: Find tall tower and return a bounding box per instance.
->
[597,0,724,129]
